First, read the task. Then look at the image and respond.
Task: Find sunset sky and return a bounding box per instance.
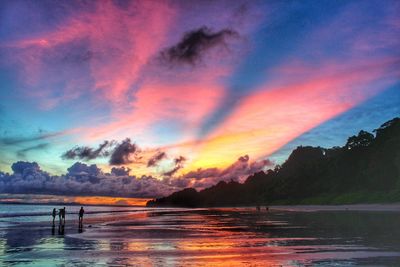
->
[0,0,399,199]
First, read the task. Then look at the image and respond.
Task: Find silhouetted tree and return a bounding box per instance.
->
[147,117,400,207]
[345,130,374,150]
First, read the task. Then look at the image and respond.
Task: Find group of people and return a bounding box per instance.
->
[51,206,85,226]
[52,207,65,224]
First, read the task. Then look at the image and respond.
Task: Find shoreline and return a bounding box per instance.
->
[269,203,400,212]
[2,202,400,212]
[147,203,400,211]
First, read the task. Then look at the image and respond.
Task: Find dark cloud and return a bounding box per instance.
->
[182,167,219,181]
[163,166,182,177]
[109,138,139,165]
[11,161,40,175]
[67,162,101,176]
[16,143,49,157]
[62,140,114,161]
[0,161,175,198]
[174,156,186,164]
[160,26,238,65]
[0,131,65,145]
[147,151,167,167]
[111,166,131,176]
[163,156,187,176]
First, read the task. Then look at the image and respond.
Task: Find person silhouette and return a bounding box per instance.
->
[52,208,57,224]
[78,206,84,227]
[58,208,63,223]
[62,207,66,223]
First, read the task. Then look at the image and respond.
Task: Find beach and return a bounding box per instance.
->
[1,204,400,266]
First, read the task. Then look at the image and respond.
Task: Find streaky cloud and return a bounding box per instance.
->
[62,140,114,161]
[147,151,167,167]
[0,131,66,145]
[163,156,187,177]
[16,143,49,157]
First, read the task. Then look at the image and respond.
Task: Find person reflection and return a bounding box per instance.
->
[58,222,65,235]
[51,224,55,235]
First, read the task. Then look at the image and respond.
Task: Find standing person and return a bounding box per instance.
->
[79,206,84,227]
[58,208,63,223]
[62,207,66,223]
[52,208,57,224]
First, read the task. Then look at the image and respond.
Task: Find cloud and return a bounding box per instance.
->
[67,162,101,176]
[160,26,238,65]
[11,161,40,175]
[62,140,114,161]
[163,156,187,176]
[0,161,174,198]
[0,131,65,145]
[174,156,186,164]
[2,1,177,107]
[109,138,139,165]
[163,166,182,177]
[147,151,167,167]
[111,166,131,176]
[16,143,49,157]
[181,155,273,189]
[192,57,400,169]
[0,156,272,198]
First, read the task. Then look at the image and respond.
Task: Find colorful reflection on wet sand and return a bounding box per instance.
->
[1,206,400,266]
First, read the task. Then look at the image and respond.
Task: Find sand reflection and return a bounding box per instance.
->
[1,207,400,266]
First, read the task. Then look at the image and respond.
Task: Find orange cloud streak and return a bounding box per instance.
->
[190,58,400,169]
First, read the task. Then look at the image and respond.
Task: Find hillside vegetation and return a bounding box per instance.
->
[147,118,400,207]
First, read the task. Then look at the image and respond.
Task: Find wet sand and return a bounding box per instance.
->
[1,206,400,266]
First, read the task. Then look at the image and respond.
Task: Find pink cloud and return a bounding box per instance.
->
[76,68,230,145]
[192,57,400,168]
[3,1,177,107]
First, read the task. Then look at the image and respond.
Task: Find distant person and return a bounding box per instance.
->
[256,205,260,211]
[62,207,66,223]
[52,208,57,224]
[58,208,63,222]
[265,206,269,212]
[79,206,84,226]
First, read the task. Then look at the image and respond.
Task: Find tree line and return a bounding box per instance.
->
[147,117,400,207]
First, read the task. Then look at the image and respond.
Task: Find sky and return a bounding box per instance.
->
[0,0,399,199]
